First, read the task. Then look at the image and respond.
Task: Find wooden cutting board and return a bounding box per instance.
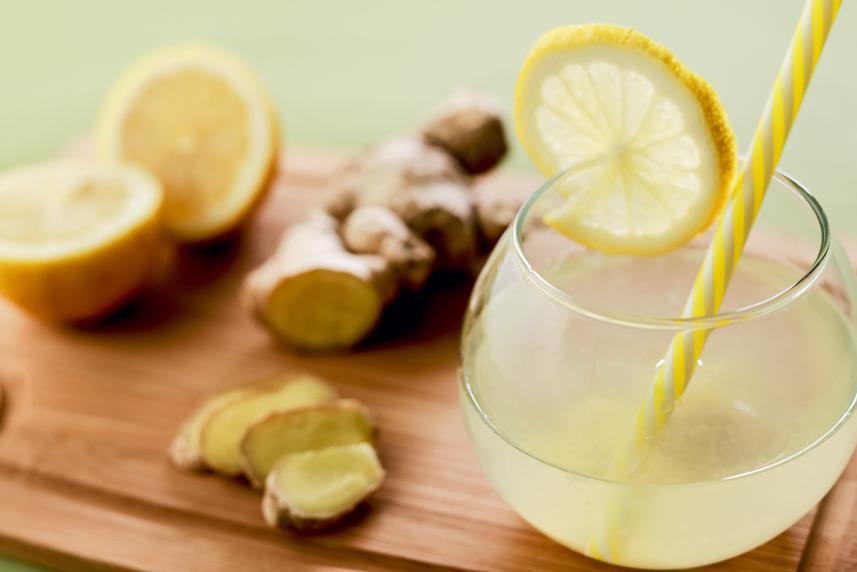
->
[0,149,855,572]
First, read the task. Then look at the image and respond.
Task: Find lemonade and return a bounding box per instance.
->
[461,245,857,568]
[460,157,857,567]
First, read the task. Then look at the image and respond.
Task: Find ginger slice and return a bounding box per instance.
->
[198,375,337,476]
[241,399,377,487]
[262,442,385,532]
[242,211,397,350]
[169,384,257,471]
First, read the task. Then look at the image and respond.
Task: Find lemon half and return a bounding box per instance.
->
[515,25,737,255]
[98,45,279,243]
[0,161,164,321]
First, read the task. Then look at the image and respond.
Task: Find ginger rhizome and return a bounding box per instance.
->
[243,212,398,350]
[422,91,508,175]
[244,91,516,351]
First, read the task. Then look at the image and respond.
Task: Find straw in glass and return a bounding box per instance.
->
[588,0,842,561]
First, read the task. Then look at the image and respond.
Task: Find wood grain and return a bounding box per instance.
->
[0,149,854,572]
[799,451,857,571]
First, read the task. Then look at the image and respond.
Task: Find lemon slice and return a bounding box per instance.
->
[0,161,164,321]
[98,45,279,243]
[515,25,737,255]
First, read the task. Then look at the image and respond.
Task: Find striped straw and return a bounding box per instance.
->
[633,0,841,467]
[589,0,842,561]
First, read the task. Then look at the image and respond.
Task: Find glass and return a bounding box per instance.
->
[459,167,857,569]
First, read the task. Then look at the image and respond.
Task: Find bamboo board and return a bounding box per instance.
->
[0,149,855,572]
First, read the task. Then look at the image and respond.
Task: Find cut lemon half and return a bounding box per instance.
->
[98,44,279,243]
[0,161,164,321]
[515,24,737,255]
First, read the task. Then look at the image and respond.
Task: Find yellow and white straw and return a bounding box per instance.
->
[634,0,840,465]
[590,0,842,561]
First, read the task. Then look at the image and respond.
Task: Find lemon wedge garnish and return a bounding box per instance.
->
[0,161,164,321]
[98,44,279,243]
[515,24,737,255]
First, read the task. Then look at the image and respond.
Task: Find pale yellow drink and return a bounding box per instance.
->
[461,247,857,568]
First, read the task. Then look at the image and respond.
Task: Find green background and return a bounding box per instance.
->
[1,0,855,569]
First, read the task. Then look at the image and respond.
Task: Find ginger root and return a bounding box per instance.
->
[422,91,507,175]
[327,136,465,220]
[245,91,516,351]
[391,178,477,269]
[197,374,336,476]
[243,212,398,350]
[341,205,435,289]
[333,137,479,269]
[262,442,385,532]
[241,399,376,487]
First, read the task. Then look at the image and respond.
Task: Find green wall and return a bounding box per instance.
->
[2,0,856,234]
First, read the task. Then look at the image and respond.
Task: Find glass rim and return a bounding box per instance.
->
[511,165,832,330]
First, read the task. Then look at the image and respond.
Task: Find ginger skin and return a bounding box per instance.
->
[422,91,507,175]
[390,178,478,270]
[341,205,435,289]
[328,136,465,220]
[327,136,479,269]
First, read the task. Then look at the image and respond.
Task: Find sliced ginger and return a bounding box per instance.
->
[262,442,385,532]
[171,373,385,533]
[169,383,257,471]
[198,374,336,476]
[241,399,376,487]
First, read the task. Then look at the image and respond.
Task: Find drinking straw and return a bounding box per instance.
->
[588,0,842,561]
